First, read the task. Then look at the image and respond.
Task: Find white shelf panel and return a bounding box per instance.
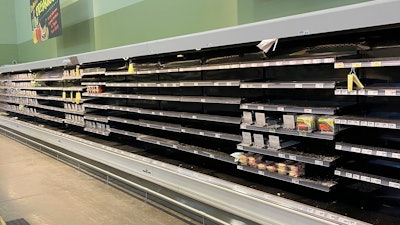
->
[334,168,400,189]
[335,88,400,96]
[334,57,400,68]
[334,116,400,129]
[240,81,336,89]
[335,142,400,159]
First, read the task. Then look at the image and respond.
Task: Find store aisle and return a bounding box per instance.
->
[0,135,197,225]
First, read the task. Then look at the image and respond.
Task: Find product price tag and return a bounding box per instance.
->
[237,145,244,150]
[215,133,221,138]
[299,132,308,137]
[368,90,379,95]
[371,178,382,184]
[269,128,276,133]
[237,165,243,170]
[324,58,334,63]
[352,174,360,180]
[289,155,297,160]
[304,108,312,113]
[370,61,382,67]
[258,170,265,175]
[304,59,312,64]
[341,89,349,95]
[295,83,303,88]
[193,150,198,154]
[345,172,353,178]
[315,160,324,166]
[315,83,324,88]
[385,89,397,96]
[391,153,400,159]
[360,121,368,126]
[334,62,345,68]
[241,105,249,109]
[389,182,400,189]
[352,62,362,68]
[362,148,373,155]
[350,147,361,153]
[292,178,300,184]
[335,144,342,150]
[312,59,322,64]
[261,83,269,88]
[360,176,371,182]
[367,121,375,127]
[209,154,215,158]
[389,123,397,129]
[240,124,247,129]
[199,132,205,135]
[257,106,264,110]
[201,99,206,102]
[288,60,296,65]
[275,61,283,66]
[334,89,342,95]
[277,107,284,111]
[376,151,388,157]
[278,153,286,158]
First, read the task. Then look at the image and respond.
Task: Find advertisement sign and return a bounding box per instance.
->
[30,0,62,44]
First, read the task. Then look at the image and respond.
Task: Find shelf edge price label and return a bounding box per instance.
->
[292,178,300,184]
[315,160,324,166]
[278,153,285,158]
[295,83,303,88]
[289,155,297,160]
[257,106,264,110]
[370,178,382,185]
[376,151,388,157]
[370,61,382,67]
[345,172,353,178]
[335,144,342,150]
[299,131,308,137]
[277,107,284,112]
[352,174,360,180]
[241,105,248,109]
[237,165,243,170]
[304,108,312,113]
[315,83,324,88]
[352,62,362,68]
[350,147,361,153]
[385,89,397,96]
[334,62,345,68]
[237,145,244,150]
[209,154,215,158]
[258,170,265,175]
[361,148,373,155]
[391,153,400,159]
[193,150,198,154]
[388,182,400,189]
[360,176,371,182]
[269,128,276,133]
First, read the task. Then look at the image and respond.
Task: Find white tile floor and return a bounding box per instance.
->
[0,134,197,225]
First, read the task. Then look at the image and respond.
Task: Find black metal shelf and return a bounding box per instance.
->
[237,165,336,192]
[335,142,400,159]
[334,168,400,189]
[241,123,335,140]
[334,116,400,129]
[237,143,338,167]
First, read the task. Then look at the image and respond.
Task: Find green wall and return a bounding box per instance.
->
[0,0,17,65]
[237,0,372,24]
[2,0,373,65]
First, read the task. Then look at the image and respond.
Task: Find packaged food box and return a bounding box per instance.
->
[317,116,336,133]
[283,114,296,130]
[296,114,316,132]
[255,112,267,126]
[242,111,253,124]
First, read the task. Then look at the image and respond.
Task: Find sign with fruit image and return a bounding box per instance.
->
[30,0,62,43]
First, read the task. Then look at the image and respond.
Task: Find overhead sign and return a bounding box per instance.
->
[30,0,62,44]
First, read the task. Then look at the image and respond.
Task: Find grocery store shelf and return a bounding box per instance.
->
[83,92,241,104]
[137,135,180,149]
[237,165,336,192]
[140,119,182,133]
[109,127,140,138]
[335,142,400,159]
[180,112,240,124]
[241,124,335,140]
[8,86,85,91]
[83,127,110,136]
[240,101,350,115]
[181,127,241,142]
[335,87,400,96]
[0,93,87,103]
[178,144,235,164]
[334,168,400,189]
[106,80,240,88]
[108,116,142,126]
[84,115,109,123]
[240,81,336,89]
[334,57,400,68]
[64,119,85,127]
[81,68,106,76]
[81,82,107,86]
[237,143,338,167]
[334,116,400,129]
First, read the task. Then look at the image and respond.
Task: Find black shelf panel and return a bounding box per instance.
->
[335,142,400,159]
[334,168,400,189]
[335,116,400,129]
[237,144,338,167]
[241,124,335,140]
[237,165,336,192]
